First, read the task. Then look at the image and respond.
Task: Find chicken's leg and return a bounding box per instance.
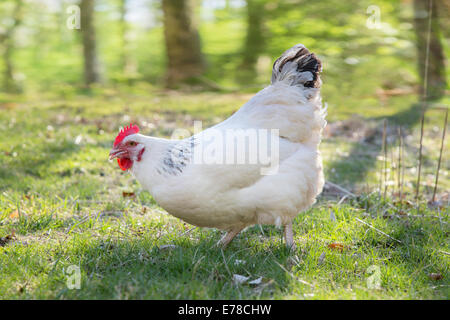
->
[217,228,242,248]
[284,222,296,250]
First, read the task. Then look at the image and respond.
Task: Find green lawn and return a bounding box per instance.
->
[0,89,448,299]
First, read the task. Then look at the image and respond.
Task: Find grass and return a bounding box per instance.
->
[0,88,448,299]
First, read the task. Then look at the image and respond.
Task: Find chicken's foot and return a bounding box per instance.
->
[217,228,242,248]
[284,222,296,250]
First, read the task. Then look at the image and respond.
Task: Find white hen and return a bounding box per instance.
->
[109,44,326,248]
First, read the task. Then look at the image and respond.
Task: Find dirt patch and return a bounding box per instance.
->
[324,116,400,146]
[323,116,376,142]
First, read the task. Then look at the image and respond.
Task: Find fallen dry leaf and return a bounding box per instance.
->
[248,277,263,285]
[0,230,15,247]
[404,200,415,208]
[328,243,345,251]
[429,273,443,281]
[0,102,18,110]
[232,274,249,285]
[9,210,19,219]
[122,191,136,198]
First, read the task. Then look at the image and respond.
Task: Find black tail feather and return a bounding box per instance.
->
[271,44,322,88]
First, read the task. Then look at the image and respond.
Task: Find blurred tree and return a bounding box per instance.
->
[239,0,266,81]
[161,0,205,86]
[119,0,135,75]
[80,0,102,86]
[0,0,23,93]
[438,0,450,39]
[413,0,447,101]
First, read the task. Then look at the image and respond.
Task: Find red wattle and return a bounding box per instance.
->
[117,158,133,171]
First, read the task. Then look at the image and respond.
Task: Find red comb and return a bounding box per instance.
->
[114,123,140,146]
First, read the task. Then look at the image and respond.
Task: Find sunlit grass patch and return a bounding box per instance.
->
[0,91,448,299]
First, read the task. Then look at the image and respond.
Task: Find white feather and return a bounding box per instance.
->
[129,46,326,231]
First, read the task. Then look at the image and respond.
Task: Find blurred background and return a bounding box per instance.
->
[0,0,447,97]
[0,0,449,300]
[0,0,448,196]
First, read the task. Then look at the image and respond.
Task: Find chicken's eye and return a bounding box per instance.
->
[128,141,137,146]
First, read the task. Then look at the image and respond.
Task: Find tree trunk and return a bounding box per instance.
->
[438,0,450,39]
[237,0,265,82]
[1,0,23,93]
[413,0,447,101]
[161,0,205,86]
[119,0,134,75]
[80,0,102,86]
[242,0,265,69]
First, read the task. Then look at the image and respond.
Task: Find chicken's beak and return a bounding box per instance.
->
[109,147,127,160]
